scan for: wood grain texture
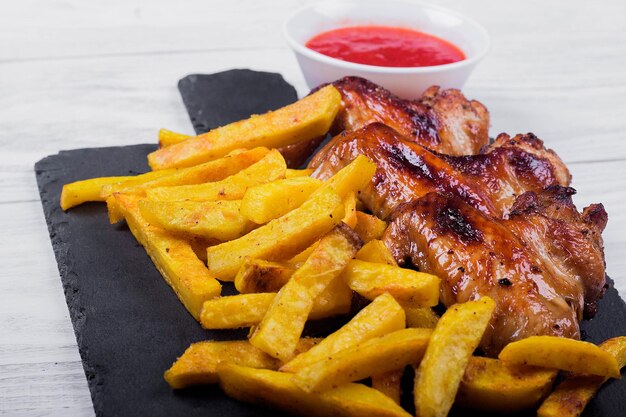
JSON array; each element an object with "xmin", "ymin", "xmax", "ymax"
[{"xmin": 1, "ymin": 0, "xmax": 625, "ymax": 415}]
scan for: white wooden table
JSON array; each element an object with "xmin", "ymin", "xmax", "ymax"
[{"xmin": 1, "ymin": 0, "xmax": 625, "ymax": 415}]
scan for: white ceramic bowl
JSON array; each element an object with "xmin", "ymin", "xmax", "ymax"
[{"xmin": 283, "ymin": 0, "xmax": 490, "ymax": 99}]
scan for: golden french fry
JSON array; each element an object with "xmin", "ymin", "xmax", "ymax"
[
  {"xmin": 61, "ymin": 176, "xmax": 137, "ymax": 210},
  {"xmin": 200, "ymin": 293, "xmax": 276, "ymax": 329},
  {"xmin": 145, "ymin": 149, "xmax": 286, "ymax": 202},
  {"xmin": 106, "ymin": 195, "xmax": 124, "ymax": 223},
  {"xmin": 158, "ymin": 128, "xmax": 191, "ymax": 148},
  {"xmin": 139, "ymin": 199, "xmax": 254, "ymax": 241},
  {"xmin": 164, "ymin": 337, "xmax": 322, "ymax": 389},
  {"xmin": 248, "ymin": 279, "xmax": 313, "ymax": 360},
  {"xmin": 206, "ymin": 188, "xmax": 345, "ymax": 281},
  {"xmin": 354, "ymin": 211, "xmax": 388, "ymax": 243},
  {"xmin": 537, "ymin": 336, "xmax": 626, "ymax": 417},
  {"xmin": 233, "ymin": 259, "xmax": 353, "ymax": 318},
  {"xmin": 187, "ymin": 235, "xmax": 218, "ymax": 262},
  {"xmin": 217, "ymin": 364, "xmax": 411, "ymax": 417},
  {"xmin": 404, "ymin": 307, "xmax": 439, "ymax": 329},
  {"xmin": 285, "ymin": 168, "xmax": 313, "ymax": 178},
  {"xmin": 499, "ymin": 336, "xmax": 620, "ymax": 378},
  {"xmin": 112, "ymin": 193, "xmax": 221, "ymax": 320},
  {"xmin": 314, "ymin": 155, "xmax": 377, "ymax": 199},
  {"xmin": 311, "ymin": 278, "xmax": 353, "ymax": 321},
  {"xmin": 287, "ymin": 241, "xmax": 319, "ymax": 268},
  {"xmin": 101, "ymin": 147, "xmax": 269, "ymax": 198},
  {"xmin": 293, "ymin": 328, "xmax": 432, "ymax": 393},
  {"xmin": 371, "ymin": 370, "xmax": 403, "ymax": 405},
  {"xmin": 342, "ymin": 259, "xmax": 440, "ymax": 307},
  {"xmin": 414, "ymin": 297, "xmax": 495, "ymax": 417},
  {"xmin": 148, "ymin": 85, "xmax": 342, "ymax": 170},
  {"xmin": 249, "ymin": 224, "xmax": 361, "ymax": 360},
  {"xmin": 234, "ymin": 259, "xmax": 295, "ymax": 293},
  {"xmin": 457, "ymin": 356, "xmax": 558, "ymax": 412},
  {"xmin": 342, "ymin": 191, "xmax": 357, "ymax": 228},
  {"xmin": 281, "ymin": 293, "xmax": 406, "ymax": 373},
  {"xmin": 200, "ymin": 285, "xmax": 351, "ymax": 330},
  {"xmin": 355, "ymin": 239, "xmax": 397, "ymax": 265},
  {"xmin": 164, "ymin": 340, "xmax": 279, "ymax": 389},
  {"xmin": 240, "ymin": 176, "xmax": 322, "ymax": 224}
]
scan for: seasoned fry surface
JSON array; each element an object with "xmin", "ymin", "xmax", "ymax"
[
  {"xmin": 414, "ymin": 297, "xmax": 495, "ymax": 417},
  {"xmin": 148, "ymin": 85, "xmax": 341, "ymax": 169},
  {"xmin": 206, "ymin": 187, "xmax": 345, "ymax": 280}
]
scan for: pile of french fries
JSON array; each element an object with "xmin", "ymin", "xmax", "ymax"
[{"xmin": 61, "ymin": 85, "xmax": 625, "ymax": 416}]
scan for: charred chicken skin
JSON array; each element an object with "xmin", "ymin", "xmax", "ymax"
[
  {"xmin": 309, "ymin": 121, "xmax": 606, "ymax": 354},
  {"xmin": 383, "ymin": 190, "xmax": 606, "ymax": 355},
  {"xmin": 309, "ymin": 123, "xmax": 570, "ymax": 219},
  {"xmin": 323, "ymin": 76, "xmax": 490, "ymax": 155}
]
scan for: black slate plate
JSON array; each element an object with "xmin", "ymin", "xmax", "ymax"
[{"xmin": 35, "ymin": 70, "xmax": 626, "ymax": 417}]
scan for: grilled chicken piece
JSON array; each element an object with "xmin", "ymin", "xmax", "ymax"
[
  {"xmin": 326, "ymin": 76, "xmax": 490, "ymax": 155},
  {"xmin": 506, "ymin": 186, "xmax": 607, "ymax": 318},
  {"xmin": 309, "ymin": 123, "xmax": 570, "ymax": 219},
  {"xmin": 383, "ymin": 190, "xmax": 607, "ymax": 355}
]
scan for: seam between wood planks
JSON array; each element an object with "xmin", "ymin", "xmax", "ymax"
[{"xmin": 0, "ymin": 45, "xmax": 286, "ymax": 65}]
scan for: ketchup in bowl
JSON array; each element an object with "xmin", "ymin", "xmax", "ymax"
[{"xmin": 306, "ymin": 25, "xmax": 465, "ymax": 68}]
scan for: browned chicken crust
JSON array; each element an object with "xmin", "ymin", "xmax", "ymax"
[
  {"xmin": 309, "ymin": 122, "xmax": 606, "ymax": 354},
  {"xmin": 383, "ymin": 190, "xmax": 606, "ymax": 355},
  {"xmin": 309, "ymin": 123, "xmax": 570, "ymax": 219},
  {"xmin": 324, "ymin": 76, "xmax": 490, "ymax": 155}
]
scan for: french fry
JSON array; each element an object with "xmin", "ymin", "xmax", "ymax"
[
  {"xmin": 112, "ymin": 193, "xmax": 221, "ymax": 320},
  {"xmin": 355, "ymin": 239, "xmax": 397, "ymax": 265},
  {"xmin": 311, "ymin": 278, "xmax": 353, "ymax": 321},
  {"xmin": 342, "ymin": 260, "xmax": 440, "ymax": 307},
  {"xmin": 101, "ymin": 147, "xmax": 269, "ymax": 199},
  {"xmin": 342, "ymin": 191, "xmax": 357, "ymax": 228},
  {"xmin": 200, "ymin": 285, "xmax": 351, "ymax": 330},
  {"xmin": 187, "ymin": 235, "xmax": 218, "ymax": 262},
  {"xmin": 537, "ymin": 336, "xmax": 626, "ymax": 417},
  {"xmin": 293, "ymin": 328, "xmax": 432, "ymax": 393},
  {"xmin": 164, "ymin": 337, "xmax": 322, "ymax": 389},
  {"xmin": 405, "ymin": 307, "xmax": 439, "ymax": 329},
  {"xmin": 280, "ymin": 293, "xmax": 406, "ymax": 373},
  {"xmin": 217, "ymin": 364, "xmax": 411, "ymax": 417},
  {"xmin": 139, "ymin": 199, "xmax": 254, "ymax": 241},
  {"xmin": 158, "ymin": 128, "xmax": 191, "ymax": 148},
  {"xmin": 234, "ymin": 259, "xmax": 295, "ymax": 293},
  {"xmin": 200, "ymin": 293, "xmax": 276, "ymax": 329},
  {"xmin": 106, "ymin": 195, "xmax": 124, "ymax": 223},
  {"xmin": 249, "ymin": 224, "xmax": 361, "ymax": 360},
  {"xmin": 205, "ymin": 187, "xmax": 345, "ymax": 281},
  {"xmin": 148, "ymin": 85, "xmax": 342, "ymax": 170},
  {"xmin": 61, "ymin": 176, "xmax": 137, "ymax": 210},
  {"xmin": 456, "ymin": 356, "xmax": 558, "ymax": 412},
  {"xmin": 371, "ymin": 370, "xmax": 403, "ymax": 405},
  {"xmin": 314, "ymin": 155, "xmax": 377, "ymax": 199},
  {"xmin": 285, "ymin": 168, "xmax": 314, "ymax": 178},
  {"xmin": 164, "ymin": 340, "xmax": 279, "ymax": 389},
  {"xmin": 499, "ymin": 335, "xmax": 621, "ymax": 378},
  {"xmin": 145, "ymin": 149, "xmax": 286, "ymax": 202},
  {"xmin": 287, "ymin": 241, "xmax": 320, "ymax": 268},
  {"xmin": 354, "ymin": 211, "xmax": 388, "ymax": 243},
  {"xmin": 414, "ymin": 297, "xmax": 495, "ymax": 417},
  {"xmin": 240, "ymin": 176, "xmax": 322, "ymax": 224},
  {"xmin": 233, "ymin": 259, "xmax": 353, "ymax": 317}
]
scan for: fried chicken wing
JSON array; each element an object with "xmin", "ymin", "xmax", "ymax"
[
  {"xmin": 326, "ymin": 76, "xmax": 490, "ymax": 155},
  {"xmin": 309, "ymin": 120, "xmax": 606, "ymax": 354},
  {"xmin": 309, "ymin": 123, "xmax": 569, "ymax": 219},
  {"xmin": 383, "ymin": 190, "xmax": 606, "ymax": 355}
]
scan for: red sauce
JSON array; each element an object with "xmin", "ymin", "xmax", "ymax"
[{"xmin": 306, "ymin": 25, "xmax": 465, "ymax": 68}]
